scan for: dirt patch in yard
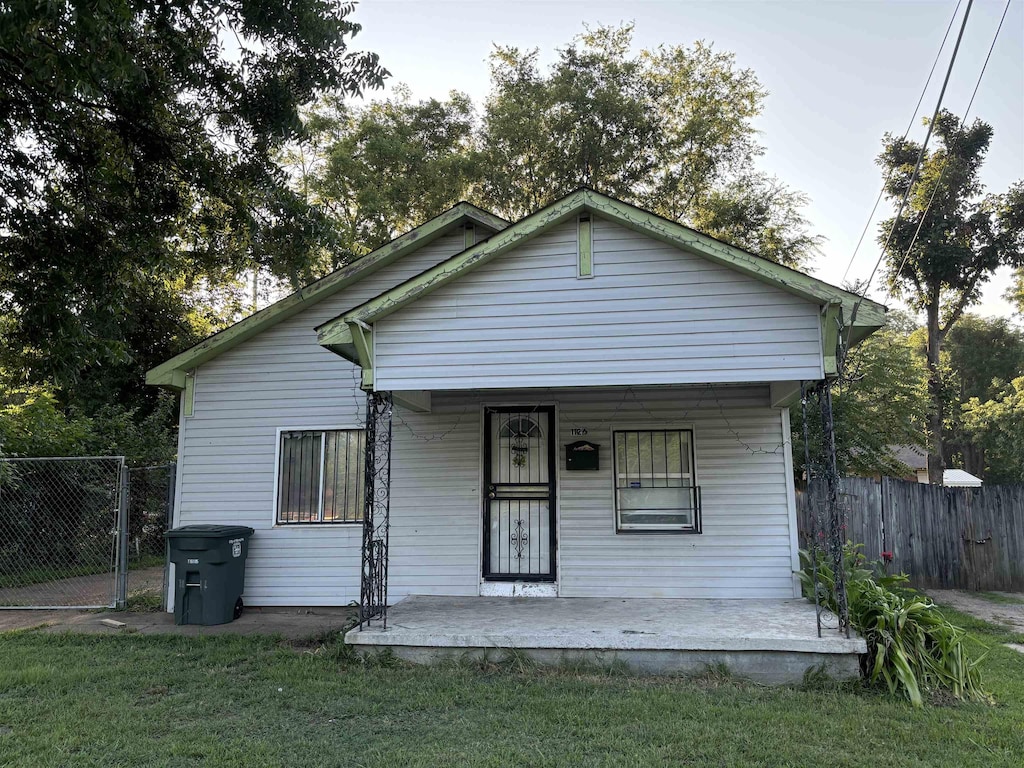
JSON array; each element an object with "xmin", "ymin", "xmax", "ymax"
[
  {"xmin": 0, "ymin": 602, "xmax": 356, "ymax": 639},
  {"xmin": 929, "ymin": 590, "xmax": 1024, "ymax": 632}
]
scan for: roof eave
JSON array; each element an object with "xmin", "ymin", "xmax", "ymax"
[
  {"xmin": 146, "ymin": 202, "xmax": 508, "ymax": 390},
  {"xmin": 316, "ymin": 189, "xmax": 887, "ymax": 354}
]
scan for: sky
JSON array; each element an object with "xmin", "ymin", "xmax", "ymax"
[{"xmin": 348, "ymin": 0, "xmax": 1023, "ymax": 320}]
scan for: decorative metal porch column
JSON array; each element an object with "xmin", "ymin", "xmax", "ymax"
[
  {"xmin": 801, "ymin": 380, "xmax": 851, "ymax": 639},
  {"xmin": 359, "ymin": 390, "xmax": 393, "ymax": 630}
]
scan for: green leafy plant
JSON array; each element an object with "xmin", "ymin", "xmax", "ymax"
[{"xmin": 799, "ymin": 544, "xmax": 990, "ymax": 707}]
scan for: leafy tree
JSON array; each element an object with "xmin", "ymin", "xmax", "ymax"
[
  {"xmin": 479, "ymin": 26, "xmax": 662, "ymax": 221},
  {"xmin": 939, "ymin": 315, "xmax": 1024, "ymax": 476},
  {"xmin": 1006, "ymin": 269, "xmax": 1024, "ymax": 317},
  {"xmin": 944, "ymin": 314, "xmax": 1024, "ymax": 402},
  {"xmin": 1, "ymin": 0, "xmax": 386, "ymax": 416},
  {"xmin": 291, "ymin": 87, "xmax": 481, "ymax": 279},
  {"xmin": 961, "ymin": 377, "xmax": 1024, "ymax": 483},
  {"xmin": 305, "ymin": 24, "xmax": 821, "ymax": 268},
  {"xmin": 793, "ymin": 312, "xmax": 928, "ymax": 478},
  {"xmin": 876, "ymin": 110, "xmax": 1024, "ymax": 483},
  {"xmin": 0, "ymin": 382, "xmax": 92, "ymax": 459},
  {"xmin": 0, "ymin": 373, "xmax": 176, "ymax": 464},
  {"xmin": 689, "ymin": 174, "xmax": 821, "ymax": 267},
  {"xmin": 478, "ymin": 25, "xmax": 819, "ymax": 267}
]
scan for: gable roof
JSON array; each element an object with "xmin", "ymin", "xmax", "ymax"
[
  {"xmin": 890, "ymin": 444, "xmax": 928, "ymax": 471},
  {"xmin": 146, "ymin": 202, "xmax": 508, "ymax": 389},
  {"xmin": 316, "ymin": 188, "xmax": 887, "ymax": 378}
]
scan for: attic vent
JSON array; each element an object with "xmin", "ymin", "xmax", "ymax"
[{"xmin": 577, "ymin": 214, "xmax": 592, "ymax": 278}]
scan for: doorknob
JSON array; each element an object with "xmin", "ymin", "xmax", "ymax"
[{"xmin": 488, "ymin": 491, "xmax": 496, "ymax": 499}]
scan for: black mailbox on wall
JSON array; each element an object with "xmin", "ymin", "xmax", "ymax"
[{"xmin": 566, "ymin": 440, "xmax": 600, "ymax": 471}]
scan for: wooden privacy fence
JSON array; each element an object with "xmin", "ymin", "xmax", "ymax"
[{"xmin": 796, "ymin": 477, "xmax": 1024, "ymax": 592}]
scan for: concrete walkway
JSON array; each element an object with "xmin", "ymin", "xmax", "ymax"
[
  {"xmin": 0, "ymin": 605, "xmax": 355, "ymax": 640},
  {"xmin": 929, "ymin": 590, "xmax": 1024, "ymax": 633}
]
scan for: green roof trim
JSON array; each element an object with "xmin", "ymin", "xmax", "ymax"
[
  {"xmin": 146, "ymin": 202, "xmax": 508, "ymax": 389},
  {"xmin": 317, "ymin": 189, "xmax": 887, "ymax": 365},
  {"xmin": 821, "ymin": 302, "xmax": 842, "ymax": 378}
]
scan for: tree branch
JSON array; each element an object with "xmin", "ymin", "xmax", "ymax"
[{"xmin": 939, "ymin": 268, "xmax": 986, "ymax": 339}]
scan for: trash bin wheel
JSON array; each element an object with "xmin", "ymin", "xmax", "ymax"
[{"xmin": 234, "ymin": 597, "xmax": 244, "ymax": 620}]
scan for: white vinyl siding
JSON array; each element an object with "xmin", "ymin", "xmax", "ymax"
[
  {"xmin": 173, "ymin": 231, "xmax": 468, "ymax": 606},
  {"xmin": 178, "ymin": 380, "xmax": 799, "ymax": 604},
  {"xmin": 384, "ymin": 386, "xmax": 798, "ymax": 600},
  {"xmin": 556, "ymin": 387, "xmax": 796, "ymax": 598},
  {"xmin": 373, "ymin": 217, "xmax": 825, "ymax": 390},
  {"xmin": 173, "ymin": 219, "xmax": 806, "ymax": 606}
]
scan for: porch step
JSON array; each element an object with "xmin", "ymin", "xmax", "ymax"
[{"xmin": 346, "ymin": 595, "xmax": 865, "ymax": 684}]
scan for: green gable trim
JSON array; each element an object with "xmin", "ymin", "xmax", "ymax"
[
  {"xmin": 182, "ymin": 374, "xmax": 195, "ymax": 417},
  {"xmin": 317, "ymin": 321, "xmax": 358, "ymax": 364},
  {"xmin": 316, "ymin": 189, "xmax": 886, "ymax": 364},
  {"xmin": 328, "ymin": 190, "xmax": 588, "ymax": 329},
  {"xmin": 146, "ymin": 202, "xmax": 507, "ymax": 390},
  {"xmin": 349, "ymin": 321, "xmax": 374, "ymax": 388},
  {"xmin": 821, "ymin": 302, "xmax": 842, "ymax": 378},
  {"xmin": 577, "ymin": 214, "xmax": 593, "ymax": 278}
]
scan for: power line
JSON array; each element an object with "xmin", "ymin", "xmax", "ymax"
[
  {"xmin": 845, "ymin": 0, "xmax": 975, "ymax": 350},
  {"xmin": 883, "ymin": 0, "xmax": 1012, "ymax": 307},
  {"xmin": 839, "ymin": 0, "xmax": 966, "ymax": 286},
  {"xmin": 859, "ymin": 0, "xmax": 974, "ymax": 298}
]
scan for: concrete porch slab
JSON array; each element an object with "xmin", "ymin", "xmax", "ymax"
[{"xmin": 346, "ymin": 595, "xmax": 866, "ymax": 683}]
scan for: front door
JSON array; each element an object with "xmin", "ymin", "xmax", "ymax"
[{"xmin": 483, "ymin": 406, "xmax": 556, "ymax": 581}]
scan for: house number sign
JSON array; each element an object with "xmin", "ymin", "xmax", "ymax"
[{"xmin": 570, "ymin": 427, "xmax": 588, "ymax": 436}]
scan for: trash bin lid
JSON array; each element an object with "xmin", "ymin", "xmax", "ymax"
[{"xmin": 165, "ymin": 524, "xmax": 255, "ymax": 539}]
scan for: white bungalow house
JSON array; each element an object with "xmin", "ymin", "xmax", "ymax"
[{"xmin": 148, "ymin": 189, "xmax": 885, "ymax": 681}]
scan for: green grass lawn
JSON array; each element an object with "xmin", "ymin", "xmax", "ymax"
[
  {"xmin": 0, "ymin": 609, "xmax": 1022, "ymax": 767},
  {"xmin": 977, "ymin": 592, "xmax": 1024, "ymax": 606}
]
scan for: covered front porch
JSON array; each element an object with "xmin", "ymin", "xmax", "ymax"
[{"xmin": 346, "ymin": 594, "xmax": 865, "ymax": 684}]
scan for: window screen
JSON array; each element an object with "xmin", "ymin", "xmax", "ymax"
[
  {"xmin": 277, "ymin": 430, "xmax": 364, "ymax": 524},
  {"xmin": 613, "ymin": 429, "xmax": 699, "ymax": 532}
]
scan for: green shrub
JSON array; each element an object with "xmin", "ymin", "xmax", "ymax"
[{"xmin": 799, "ymin": 544, "xmax": 990, "ymax": 707}]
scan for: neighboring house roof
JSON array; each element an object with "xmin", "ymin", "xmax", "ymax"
[
  {"xmin": 891, "ymin": 444, "xmax": 929, "ymax": 471},
  {"xmin": 888, "ymin": 446, "xmax": 983, "ymax": 486},
  {"xmin": 316, "ymin": 188, "xmax": 887, "ymax": 380},
  {"xmin": 146, "ymin": 202, "xmax": 508, "ymax": 389},
  {"xmin": 943, "ymin": 469, "xmax": 983, "ymax": 487}
]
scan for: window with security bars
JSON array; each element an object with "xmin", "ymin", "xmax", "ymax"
[
  {"xmin": 613, "ymin": 429, "xmax": 701, "ymax": 533},
  {"xmin": 276, "ymin": 430, "xmax": 365, "ymax": 524}
]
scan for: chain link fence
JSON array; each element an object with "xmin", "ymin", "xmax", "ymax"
[
  {"xmin": 0, "ymin": 457, "xmax": 125, "ymax": 609},
  {"xmin": 125, "ymin": 464, "xmax": 176, "ymax": 609},
  {"xmin": 0, "ymin": 458, "xmax": 177, "ymax": 610}
]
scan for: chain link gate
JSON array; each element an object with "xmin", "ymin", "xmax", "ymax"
[
  {"xmin": 125, "ymin": 464, "xmax": 176, "ymax": 609},
  {"xmin": 0, "ymin": 457, "xmax": 127, "ymax": 609},
  {"xmin": 0, "ymin": 458, "xmax": 177, "ymax": 610}
]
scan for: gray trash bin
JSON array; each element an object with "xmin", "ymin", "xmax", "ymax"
[{"xmin": 166, "ymin": 525, "xmax": 254, "ymax": 625}]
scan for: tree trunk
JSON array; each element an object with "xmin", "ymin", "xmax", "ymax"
[
  {"xmin": 925, "ymin": 298, "xmax": 945, "ymax": 485},
  {"xmin": 961, "ymin": 441, "xmax": 985, "ymax": 479}
]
